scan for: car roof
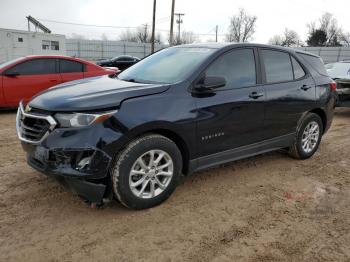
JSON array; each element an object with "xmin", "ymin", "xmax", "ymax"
[
  {"xmin": 23, "ymin": 55, "xmax": 89, "ymax": 62},
  {"xmin": 173, "ymin": 42, "xmax": 320, "ymax": 58},
  {"xmin": 0, "ymin": 55, "xmax": 104, "ymax": 73}
]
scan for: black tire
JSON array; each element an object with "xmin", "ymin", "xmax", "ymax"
[
  {"xmin": 111, "ymin": 134, "xmax": 182, "ymax": 209},
  {"xmin": 289, "ymin": 113, "xmax": 323, "ymax": 160}
]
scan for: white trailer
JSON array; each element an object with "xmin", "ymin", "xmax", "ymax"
[{"xmin": 0, "ymin": 28, "xmax": 66, "ymax": 63}]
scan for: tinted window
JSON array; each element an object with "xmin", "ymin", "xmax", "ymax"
[
  {"xmin": 261, "ymin": 50, "xmax": 293, "ymax": 83},
  {"xmin": 205, "ymin": 49, "xmax": 256, "ymax": 89},
  {"xmin": 291, "ymin": 56, "xmax": 306, "ymax": 79},
  {"xmin": 0, "ymin": 57, "xmax": 24, "ymax": 70},
  {"xmin": 116, "ymin": 56, "xmax": 133, "ymax": 62},
  {"xmin": 60, "ymin": 59, "xmax": 84, "ymax": 73},
  {"xmin": 297, "ymin": 53, "xmax": 328, "ymax": 76},
  {"xmin": 5, "ymin": 59, "xmax": 56, "ymax": 75}
]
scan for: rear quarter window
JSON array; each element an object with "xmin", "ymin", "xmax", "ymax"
[{"xmin": 297, "ymin": 53, "xmax": 328, "ymax": 76}]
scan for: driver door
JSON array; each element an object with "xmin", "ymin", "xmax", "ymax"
[
  {"xmin": 193, "ymin": 48, "xmax": 265, "ymax": 158},
  {"xmin": 3, "ymin": 58, "xmax": 61, "ymax": 105}
]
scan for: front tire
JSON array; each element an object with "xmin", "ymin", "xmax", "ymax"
[
  {"xmin": 289, "ymin": 113, "xmax": 323, "ymax": 160},
  {"xmin": 111, "ymin": 134, "xmax": 182, "ymax": 209}
]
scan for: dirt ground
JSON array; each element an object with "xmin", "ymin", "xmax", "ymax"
[{"xmin": 0, "ymin": 109, "xmax": 349, "ymax": 262}]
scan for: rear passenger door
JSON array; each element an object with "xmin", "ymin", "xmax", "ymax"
[
  {"xmin": 59, "ymin": 59, "xmax": 84, "ymax": 82},
  {"xmin": 260, "ymin": 49, "xmax": 316, "ymax": 140}
]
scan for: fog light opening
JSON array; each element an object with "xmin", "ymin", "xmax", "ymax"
[{"xmin": 76, "ymin": 156, "xmax": 93, "ymax": 170}]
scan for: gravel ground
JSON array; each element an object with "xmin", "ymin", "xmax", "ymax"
[{"xmin": 0, "ymin": 108, "xmax": 349, "ymax": 262}]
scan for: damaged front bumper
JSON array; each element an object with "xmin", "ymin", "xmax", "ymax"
[
  {"xmin": 16, "ymin": 103, "xmax": 125, "ymax": 204},
  {"xmin": 22, "ymin": 143, "xmax": 113, "ymax": 204}
]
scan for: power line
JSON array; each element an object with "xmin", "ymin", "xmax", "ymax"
[
  {"xmin": 38, "ymin": 18, "xmax": 140, "ymax": 29},
  {"xmin": 38, "ymin": 18, "xmax": 226, "ymax": 38}
]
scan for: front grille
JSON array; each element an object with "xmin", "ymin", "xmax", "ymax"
[
  {"xmin": 21, "ymin": 116, "xmax": 51, "ymax": 141},
  {"xmin": 16, "ymin": 102, "xmax": 57, "ymax": 144}
]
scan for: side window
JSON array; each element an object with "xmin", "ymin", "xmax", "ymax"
[
  {"xmin": 115, "ymin": 57, "xmax": 124, "ymax": 62},
  {"xmin": 297, "ymin": 53, "xmax": 328, "ymax": 76},
  {"xmin": 261, "ymin": 50, "xmax": 293, "ymax": 83},
  {"xmin": 205, "ymin": 49, "xmax": 256, "ymax": 89},
  {"xmin": 117, "ymin": 56, "xmax": 133, "ymax": 62},
  {"xmin": 5, "ymin": 59, "xmax": 56, "ymax": 75},
  {"xmin": 124, "ymin": 57, "xmax": 134, "ymax": 62},
  {"xmin": 60, "ymin": 59, "xmax": 84, "ymax": 73},
  {"xmin": 291, "ymin": 56, "xmax": 306, "ymax": 79}
]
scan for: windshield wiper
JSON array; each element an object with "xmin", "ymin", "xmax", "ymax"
[{"xmin": 121, "ymin": 78, "xmax": 141, "ymax": 83}]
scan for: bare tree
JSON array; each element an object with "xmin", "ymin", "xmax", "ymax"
[
  {"xmin": 269, "ymin": 28, "xmax": 301, "ymax": 47},
  {"xmin": 340, "ymin": 32, "xmax": 350, "ymax": 47},
  {"xmin": 319, "ymin": 12, "xmax": 339, "ymax": 46},
  {"xmin": 172, "ymin": 31, "xmax": 198, "ymax": 45},
  {"xmin": 119, "ymin": 27, "xmax": 162, "ymax": 44},
  {"xmin": 119, "ymin": 29, "xmax": 139, "ymax": 42},
  {"xmin": 307, "ymin": 13, "xmax": 342, "ymax": 46},
  {"xmin": 101, "ymin": 33, "xmax": 108, "ymax": 41},
  {"xmin": 268, "ymin": 35, "xmax": 284, "ymax": 46},
  {"xmin": 70, "ymin": 33, "xmax": 86, "ymax": 40},
  {"xmin": 226, "ymin": 8, "xmax": 257, "ymax": 42}
]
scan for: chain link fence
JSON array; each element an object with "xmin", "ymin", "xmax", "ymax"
[
  {"xmin": 297, "ymin": 47, "xmax": 350, "ymax": 64},
  {"xmin": 66, "ymin": 39, "xmax": 166, "ymax": 61}
]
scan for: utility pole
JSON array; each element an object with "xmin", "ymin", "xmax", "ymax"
[
  {"xmin": 175, "ymin": 13, "xmax": 184, "ymax": 44},
  {"xmin": 151, "ymin": 0, "xmax": 156, "ymax": 53},
  {"xmin": 142, "ymin": 24, "xmax": 148, "ymax": 42},
  {"xmin": 215, "ymin": 25, "xmax": 218, "ymax": 42},
  {"xmin": 169, "ymin": 0, "xmax": 175, "ymax": 46}
]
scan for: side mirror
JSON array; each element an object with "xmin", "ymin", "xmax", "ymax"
[
  {"xmin": 194, "ymin": 76, "xmax": 226, "ymax": 92},
  {"xmin": 4, "ymin": 71, "xmax": 20, "ymax": 77}
]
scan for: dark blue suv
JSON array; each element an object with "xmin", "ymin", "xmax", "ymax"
[{"xmin": 16, "ymin": 43, "xmax": 337, "ymax": 209}]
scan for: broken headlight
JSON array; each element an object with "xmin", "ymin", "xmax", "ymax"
[{"xmin": 55, "ymin": 111, "xmax": 117, "ymax": 127}]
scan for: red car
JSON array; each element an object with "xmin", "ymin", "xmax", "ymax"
[{"xmin": 0, "ymin": 55, "xmax": 118, "ymax": 108}]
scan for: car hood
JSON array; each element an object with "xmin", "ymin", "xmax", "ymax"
[
  {"xmin": 327, "ymin": 63, "xmax": 350, "ymax": 80},
  {"xmin": 29, "ymin": 75, "xmax": 171, "ymax": 112}
]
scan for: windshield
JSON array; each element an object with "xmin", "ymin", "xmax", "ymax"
[
  {"xmin": 0, "ymin": 57, "xmax": 24, "ymax": 70},
  {"xmin": 118, "ymin": 47, "xmax": 216, "ymax": 84}
]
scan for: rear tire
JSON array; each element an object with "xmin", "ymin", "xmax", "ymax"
[
  {"xmin": 289, "ymin": 113, "xmax": 323, "ymax": 160},
  {"xmin": 111, "ymin": 134, "xmax": 182, "ymax": 209}
]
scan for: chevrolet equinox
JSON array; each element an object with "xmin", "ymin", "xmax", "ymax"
[{"xmin": 16, "ymin": 43, "xmax": 337, "ymax": 209}]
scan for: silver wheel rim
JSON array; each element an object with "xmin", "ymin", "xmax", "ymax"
[
  {"xmin": 301, "ymin": 121, "xmax": 320, "ymax": 153},
  {"xmin": 129, "ymin": 150, "xmax": 174, "ymax": 199}
]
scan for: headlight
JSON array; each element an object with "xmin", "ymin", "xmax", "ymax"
[{"xmin": 55, "ymin": 111, "xmax": 117, "ymax": 127}]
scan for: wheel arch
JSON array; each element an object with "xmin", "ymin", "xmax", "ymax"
[
  {"xmin": 119, "ymin": 123, "xmax": 191, "ymax": 176},
  {"xmin": 309, "ymin": 108, "xmax": 327, "ymax": 133}
]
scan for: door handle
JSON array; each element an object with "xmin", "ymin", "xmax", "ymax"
[
  {"xmin": 300, "ymin": 85, "xmax": 312, "ymax": 91},
  {"xmin": 249, "ymin": 92, "xmax": 264, "ymax": 99}
]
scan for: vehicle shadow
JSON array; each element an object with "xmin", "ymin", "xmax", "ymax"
[{"xmin": 0, "ymin": 108, "xmax": 17, "ymax": 114}]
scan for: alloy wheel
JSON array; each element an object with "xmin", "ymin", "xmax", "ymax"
[
  {"xmin": 129, "ymin": 150, "xmax": 174, "ymax": 199},
  {"xmin": 301, "ymin": 121, "xmax": 320, "ymax": 153}
]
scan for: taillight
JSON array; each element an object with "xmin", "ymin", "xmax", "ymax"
[{"xmin": 329, "ymin": 81, "xmax": 337, "ymax": 91}]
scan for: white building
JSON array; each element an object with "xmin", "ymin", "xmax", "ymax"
[{"xmin": 0, "ymin": 28, "xmax": 66, "ymax": 63}]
